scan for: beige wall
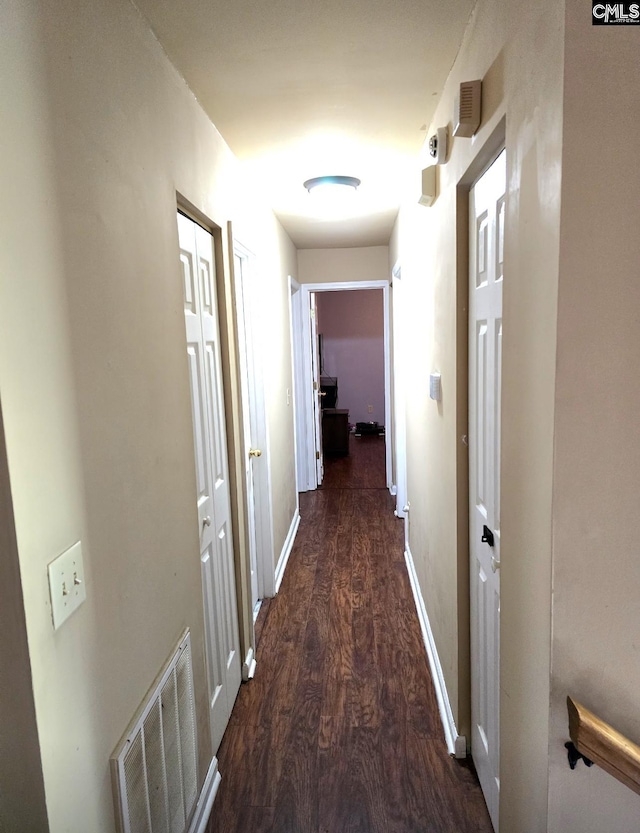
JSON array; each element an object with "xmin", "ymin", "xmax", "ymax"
[
  {"xmin": 297, "ymin": 245, "xmax": 390, "ymax": 284},
  {"xmin": 392, "ymin": 0, "xmax": 565, "ymax": 827},
  {"xmin": 0, "ymin": 396, "xmax": 48, "ymax": 830},
  {"xmin": 0, "ymin": 0, "xmax": 296, "ymax": 830},
  {"xmin": 547, "ymin": 2, "xmax": 640, "ymax": 829}
]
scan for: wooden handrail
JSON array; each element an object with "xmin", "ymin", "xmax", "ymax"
[{"xmin": 567, "ymin": 696, "xmax": 640, "ymax": 796}]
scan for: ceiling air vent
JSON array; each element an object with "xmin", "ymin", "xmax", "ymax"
[{"xmin": 453, "ymin": 80, "xmax": 482, "ymax": 138}]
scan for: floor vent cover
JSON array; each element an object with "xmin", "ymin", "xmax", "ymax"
[{"xmin": 111, "ymin": 630, "xmax": 198, "ymax": 833}]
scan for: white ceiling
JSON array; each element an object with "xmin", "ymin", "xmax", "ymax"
[{"xmin": 135, "ymin": 0, "xmax": 474, "ymax": 248}]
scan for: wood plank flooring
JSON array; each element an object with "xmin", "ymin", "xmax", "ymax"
[{"xmin": 207, "ymin": 436, "xmax": 492, "ymax": 833}]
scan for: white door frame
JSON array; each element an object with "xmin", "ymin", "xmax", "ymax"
[
  {"xmin": 177, "ymin": 210, "xmax": 242, "ymax": 753},
  {"xmin": 297, "ymin": 280, "xmax": 392, "ymax": 491},
  {"xmin": 233, "ymin": 241, "xmax": 276, "ymax": 601},
  {"xmin": 289, "ymin": 277, "xmax": 315, "ymax": 492},
  {"xmin": 468, "ymin": 148, "xmax": 505, "ymax": 832},
  {"xmin": 309, "ymin": 291, "xmax": 324, "ymax": 486},
  {"xmin": 391, "ymin": 261, "xmax": 408, "ymax": 529}
]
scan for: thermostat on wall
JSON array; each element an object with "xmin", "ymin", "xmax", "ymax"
[{"xmin": 429, "ymin": 372, "xmax": 441, "ymax": 401}]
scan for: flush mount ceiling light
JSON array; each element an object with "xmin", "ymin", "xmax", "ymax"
[{"xmin": 303, "ymin": 175, "xmax": 361, "ymax": 193}]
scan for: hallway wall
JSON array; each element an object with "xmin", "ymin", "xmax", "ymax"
[
  {"xmin": 298, "ymin": 245, "xmax": 389, "ymax": 285},
  {"xmin": 395, "ymin": 0, "xmax": 640, "ymax": 830},
  {"xmin": 546, "ymin": 2, "xmax": 640, "ymax": 828},
  {"xmin": 0, "ymin": 398, "xmax": 48, "ymax": 831},
  {"xmin": 0, "ymin": 0, "xmax": 297, "ymax": 829},
  {"xmin": 391, "ymin": 0, "xmax": 564, "ymax": 827}
]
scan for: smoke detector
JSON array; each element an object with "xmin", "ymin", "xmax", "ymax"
[
  {"xmin": 453, "ymin": 80, "xmax": 482, "ymax": 138},
  {"xmin": 428, "ymin": 126, "xmax": 448, "ymax": 165}
]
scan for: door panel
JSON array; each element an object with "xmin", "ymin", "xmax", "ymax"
[
  {"xmin": 310, "ymin": 292, "xmax": 323, "ymax": 485},
  {"xmin": 234, "ymin": 251, "xmax": 260, "ymax": 609},
  {"xmin": 469, "ymin": 150, "xmax": 505, "ymax": 831},
  {"xmin": 392, "ymin": 265, "xmax": 408, "ymax": 527},
  {"xmin": 201, "ymin": 544, "xmax": 227, "ymax": 753},
  {"xmin": 178, "ymin": 212, "xmax": 241, "ymax": 754}
]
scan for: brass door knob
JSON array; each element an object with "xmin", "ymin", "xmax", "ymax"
[{"xmin": 249, "ymin": 448, "xmax": 262, "ymax": 458}]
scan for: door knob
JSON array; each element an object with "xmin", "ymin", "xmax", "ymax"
[
  {"xmin": 203, "ymin": 515, "xmax": 212, "ymax": 527},
  {"xmin": 481, "ymin": 525, "xmax": 495, "ymax": 547},
  {"xmin": 249, "ymin": 448, "xmax": 262, "ymax": 458},
  {"xmin": 318, "ymin": 390, "xmax": 327, "ymax": 397},
  {"xmin": 491, "ymin": 555, "xmax": 501, "ymax": 573}
]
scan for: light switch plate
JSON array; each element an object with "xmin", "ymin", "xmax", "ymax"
[
  {"xmin": 48, "ymin": 540, "xmax": 86, "ymax": 630},
  {"xmin": 429, "ymin": 372, "xmax": 442, "ymax": 401}
]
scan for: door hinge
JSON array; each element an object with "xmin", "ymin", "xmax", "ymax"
[
  {"xmin": 313, "ymin": 381, "xmax": 318, "ymax": 391},
  {"xmin": 316, "ymin": 451, "xmax": 320, "ymax": 460},
  {"xmin": 310, "ymin": 308, "xmax": 316, "ymax": 319}
]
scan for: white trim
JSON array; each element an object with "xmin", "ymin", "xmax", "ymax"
[
  {"xmin": 292, "ymin": 281, "xmax": 317, "ymax": 491},
  {"xmin": 382, "ymin": 284, "xmax": 392, "ymax": 491},
  {"xmin": 404, "ymin": 544, "xmax": 467, "ymax": 759},
  {"xmin": 187, "ymin": 756, "xmax": 221, "ymax": 833},
  {"xmin": 242, "ymin": 647, "xmax": 257, "ymax": 681},
  {"xmin": 232, "ymin": 240, "xmax": 276, "ymax": 603},
  {"xmin": 274, "ymin": 508, "xmax": 301, "ymax": 593},
  {"xmin": 391, "ymin": 262, "xmax": 408, "ymax": 516},
  {"xmin": 289, "ymin": 276, "xmax": 308, "ymax": 492},
  {"xmin": 298, "ymin": 280, "xmax": 392, "ymax": 493}
]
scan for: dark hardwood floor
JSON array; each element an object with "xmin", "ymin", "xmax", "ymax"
[{"xmin": 207, "ymin": 435, "xmax": 492, "ymax": 833}]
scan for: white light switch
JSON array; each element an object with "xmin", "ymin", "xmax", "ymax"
[{"xmin": 48, "ymin": 540, "xmax": 86, "ymax": 630}]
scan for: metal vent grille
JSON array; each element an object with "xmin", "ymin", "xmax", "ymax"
[
  {"xmin": 111, "ymin": 631, "xmax": 198, "ymax": 833},
  {"xmin": 453, "ymin": 80, "xmax": 482, "ymax": 138},
  {"xmin": 459, "ymin": 85, "xmax": 475, "ymax": 119}
]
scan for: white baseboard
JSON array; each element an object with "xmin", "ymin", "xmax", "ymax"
[
  {"xmin": 274, "ymin": 508, "xmax": 300, "ymax": 593},
  {"xmin": 404, "ymin": 545, "xmax": 467, "ymax": 759},
  {"xmin": 242, "ymin": 646, "xmax": 256, "ymax": 681},
  {"xmin": 187, "ymin": 756, "xmax": 221, "ymax": 833}
]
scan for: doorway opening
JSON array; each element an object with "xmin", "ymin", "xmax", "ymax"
[{"xmin": 292, "ymin": 280, "xmax": 392, "ymax": 496}]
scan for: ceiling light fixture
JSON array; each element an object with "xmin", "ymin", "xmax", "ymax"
[{"xmin": 303, "ymin": 175, "xmax": 361, "ymax": 193}]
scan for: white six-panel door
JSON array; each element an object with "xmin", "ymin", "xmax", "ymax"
[
  {"xmin": 469, "ymin": 150, "xmax": 505, "ymax": 831},
  {"xmin": 177, "ymin": 212, "xmax": 242, "ymax": 754}
]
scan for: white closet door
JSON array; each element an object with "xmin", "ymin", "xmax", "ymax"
[
  {"xmin": 469, "ymin": 150, "xmax": 505, "ymax": 831},
  {"xmin": 178, "ymin": 212, "xmax": 241, "ymax": 754}
]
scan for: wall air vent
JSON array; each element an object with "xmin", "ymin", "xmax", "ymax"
[
  {"xmin": 111, "ymin": 630, "xmax": 198, "ymax": 833},
  {"xmin": 453, "ymin": 80, "xmax": 482, "ymax": 138}
]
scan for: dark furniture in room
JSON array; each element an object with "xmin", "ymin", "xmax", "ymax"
[
  {"xmin": 320, "ymin": 376, "xmax": 338, "ymax": 409},
  {"xmin": 322, "ymin": 408, "xmax": 349, "ymax": 456}
]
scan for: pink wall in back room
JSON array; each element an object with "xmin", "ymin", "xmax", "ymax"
[{"xmin": 316, "ymin": 289, "xmax": 385, "ymax": 426}]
